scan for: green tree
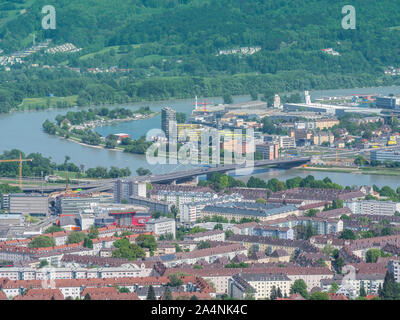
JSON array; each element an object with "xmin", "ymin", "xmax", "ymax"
[
  {"xmin": 290, "ymin": 279, "xmax": 309, "ymax": 299},
  {"xmin": 359, "ymin": 286, "xmax": 367, "ymax": 297},
  {"xmin": 225, "ymin": 230, "xmax": 234, "ymax": 238},
  {"xmin": 136, "ymin": 234, "xmax": 157, "ymax": 253},
  {"xmin": 329, "ymin": 282, "xmax": 339, "ymax": 293},
  {"xmin": 88, "ymin": 226, "xmax": 99, "ymax": 239},
  {"xmin": 309, "ymin": 291, "xmax": 329, "ymax": 300},
  {"xmin": 243, "ymin": 286, "xmax": 256, "ymax": 300},
  {"xmin": 197, "ymin": 241, "xmax": 211, "ymax": 249},
  {"xmin": 354, "ymin": 156, "xmax": 367, "ymax": 166},
  {"xmin": 39, "ymin": 260, "xmax": 49, "ymax": 268},
  {"xmin": 223, "ymin": 93, "xmax": 233, "ymax": 104},
  {"xmin": 83, "ymin": 293, "xmax": 91, "ymax": 300},
  {"xmin": 366, "ymin": 248, "xmax": 382, "ymax": 263},
  {"xmin": 147, "ymin": 285, "xmax": 156, "ymax": 300},
  {"xmin": 339, "ymin": 229, "xmax": 356, "ymax": 240},
  {"xmin": 44, "ymin": 225, "xmax": 63, "ymax": 233},
  {"xmin": 164, "ymin": 287, "xmax": 173, "ymax": 300},
  {"xmin": 213, "ymin": 223, "xmax": 223, "ymax": 230},
  {"xmin": 305, "ymin": 209, "xmax": 318, "ymax": 217},
  {"xmin": 379, "ymin": 271, "xmax": 400, "ymax": 300},
  {"xmin": 168, "ymin": 274, "xmax": 184, "ymax": 287},
  {"xmin": 112, "ymin": 241, "xmax": 146, "ymax": 260},
  {"xmin": 322, "ymin": 244, "xmax": 335, "ymax": 257},
  {"xmin": 136, "ymin": 167, "xmax": 152, "ymax": 176},
  {"xmin": 66, "ymin": 232, "xmax": 86, "ymax": 244},
  {"xmin": 28, "ymin": 236, "xmax": 56, "ymax": 248},
  {"xmin": 83, "ymin": 237, "xmax": 93, "ymax": 248}
]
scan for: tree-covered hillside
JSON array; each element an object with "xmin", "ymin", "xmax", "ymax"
[{"xmin": 0, "ymin": 0, "xmax": 400, "ymax": 113}]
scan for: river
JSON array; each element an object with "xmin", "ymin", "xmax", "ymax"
[
  {"xmin": 1, "ymin": 86, "xmax": 400, "ymax": 185},
  {"xmin": 233, "ymin": 167, "xmax": 400, "ymax": 190}
]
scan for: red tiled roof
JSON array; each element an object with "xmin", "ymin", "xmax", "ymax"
[{"xmin": 14, "ymin": 289, "xmax": 64, "ymax": 300}]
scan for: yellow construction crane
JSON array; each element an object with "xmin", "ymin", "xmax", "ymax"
[
  {"xmin": 65, "ymin": 171, "xmax": 72, "ymax": 194},
  {"xmin": 0, "ymin": 154, "xmax": 33, "ymax": 189}
]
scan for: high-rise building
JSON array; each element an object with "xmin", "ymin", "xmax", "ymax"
[
  {"xmin": 161, "ymin": 107, "xmax": 176, "ymax": 140},
  {"xmin": 273, "ymin": 94, "xmax": 282, "ymax": 109},
  {"xmin": 133, "ymin": 181, "xmax": 147, "ymax": 198},
  {"xmin": 304, "ymin": 90, "xmax": 311, "ymax": 105},
  {"xmin": 113, "ymin": 179, "xmax": 132, "ymax": 203},
  {"xmin": 114, "ymin": 179, "xmax": 147, "ymax": 203},
  {"xmin": 255, "ymin": 143, "xmax": 279, "ymax": 160}
]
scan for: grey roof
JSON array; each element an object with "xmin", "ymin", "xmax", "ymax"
[
  {"xmin": 159, "ymin": 254, "xmax": 177, "ymax": 262},
  {"xmin": 239, "ymin": 273, "xmax": 291, "ymax": 282},
  {"xmin": 202, "ymin": 204, "xmax": 298, "ymax": 218}
]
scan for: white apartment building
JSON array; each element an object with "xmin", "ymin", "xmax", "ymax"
[
  {"xmin": 184, "ymin": 230, "xmax": 226, "ymax": 242},
  {"xmin": 145, "ymin": 218, "xmax": 176, "ymax": 239},
  {"xmin": 156, "ymin": 190, "xmax": 218, "ymax": 209},
  {"xmin": 180, "ymin": 194, "xmax": 243, "ymax": 224},
  {"xmin": 229, "ymin": 273, "xmax": 292, "ymax": 300},
  {"xmin": 345, "ymin": 200, "xmax": 400, "ymax": 216},
  {"xmin": 388, "ymin": 259, "xmax": 400, "ymax": 283}
]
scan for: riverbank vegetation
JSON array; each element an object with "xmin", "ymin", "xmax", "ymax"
[
  {"xmin": 0, "ymin": 149, "xmax": 131, "ymax": 180},
  {"xmin": 42, "ymin": 107, "xmax": 156, "ymax": 153}
]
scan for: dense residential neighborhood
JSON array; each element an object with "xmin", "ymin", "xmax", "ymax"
[
  {"xmin": 1, "ymin": 173, "xmax": 400, "ymax": 301},
  {"xmin": 1, "ymin": 0, "xmax": 400, "ymax": 309}
]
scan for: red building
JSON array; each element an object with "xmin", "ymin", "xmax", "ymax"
[
  {"xmin": 110, "ymin": 211, "xmax": 151, "ymax": 227},
  {"xmin": 112, "ymin": 133, "xmax": 131, "ymax": 143}
]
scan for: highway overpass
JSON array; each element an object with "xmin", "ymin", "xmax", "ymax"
[{"xmin": 22, "ymin": 156, "xmax": 311, "ymax": 193}]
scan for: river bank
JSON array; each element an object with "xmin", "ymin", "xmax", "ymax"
[
  {"xmin": 48, "ymin": 110, "xmax": 158, "ymax": 153},
  {"xmin": 3, "ymin": 87, "xmax": 400, "ymax": 177},
  {"xmin": 303, "ymin": 166, "xmax": 400, "ymax": 176}
]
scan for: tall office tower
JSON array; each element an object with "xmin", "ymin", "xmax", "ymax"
[
  {"xmin": 304, "ymin": 91, "xmax": 311, "ymax": 105},
  {"xmin": 273, "ymin": 94, "xmax": 282, "ymax": 109},
  {"xmin": 132, "ymin": 180, "xmax": 147, "ymax": 198},
  {"xmin": 114, "ymin": 179, "xmax": 147, "ymax": 203},
  {"xmin": 161, "ymin": 107, "xmax": 176, "ymax": 140},
  {"xmin": 113, "ymin": 179, "xmax": 133, "ymax": 203}
]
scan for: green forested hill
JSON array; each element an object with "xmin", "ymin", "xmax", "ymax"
[{"xmin": 1, "ymin": 0, "xmax": 400, "ymax": 112}]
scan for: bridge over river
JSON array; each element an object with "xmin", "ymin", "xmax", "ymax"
[{"xmin": 21, "ymin": 156, "xmax": 311, "ymax": 193}]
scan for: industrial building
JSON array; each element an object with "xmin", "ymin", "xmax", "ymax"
[
  {"xmin": 375, "ymin": 96, "xmax": 400, "ymax": 110},
  {"xmin": 2, "ymin": 193, "xmax": 49, "ymax": 216},
  {"xmin": 110, "ymin": 210, "xmax": 151, "ymax": 227},
  {"xmin": 56, "ymin": 194, "xmax": 113, "ymax": 215},
  {"xmin": 130, "ymin": 196, "xmax": 171, "ymax": 215},
  {"xmin": 80, "ymin": 203, "xmax": 150, "ymax": 227},
  {"xmin": 0, "ymin": 214, "xmax": 25, "ymax": 226},
  {"xmin": 370, "ymin": 150, "xmax": 400, "ymax": 162}
]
